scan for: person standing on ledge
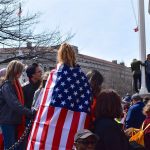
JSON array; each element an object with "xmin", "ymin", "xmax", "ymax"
[
  {"xmin": 131, "ymin": 58, "xmax": 143, "ymax": 93},
  {"xmin": 145, "ymin": 54, "xmax": 150, "ymax": 92}
]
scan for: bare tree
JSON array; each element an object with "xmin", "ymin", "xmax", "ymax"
[
  {"xmin": 0, "ymin": 0, "xmax": 74, "ymax": 64},
  {"xmin": 0, "ymin": 0, "xmax": 37, "ymax": 46}
]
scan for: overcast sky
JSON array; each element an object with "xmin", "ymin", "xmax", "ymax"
[{"xmin": 23, "ymin": 0, "xmax": 150, "ymax": 66}]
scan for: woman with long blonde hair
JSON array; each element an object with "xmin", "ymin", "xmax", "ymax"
[
  {"xmin": 0, "ymin": 60, "xmax": 34, "ymax": 150},
  {"xmin": 27, "ymin": 43, "xmax": 92, "ymax": 150},
  {"xmin": 57, "ymin": 43, "xmax": 76, "ymax": 67}
]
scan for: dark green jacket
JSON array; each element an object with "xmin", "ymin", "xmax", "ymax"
[{"xmin": 131, "ymin": 60, "xmax": 142, "ymax": 74}]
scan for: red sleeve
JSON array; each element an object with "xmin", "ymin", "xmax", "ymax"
[{"xmin": 88, "ymin": 98, "xmax": 96, "ymax": 130}]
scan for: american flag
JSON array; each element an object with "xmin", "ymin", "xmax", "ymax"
[
  {"xmin": 133, "ymin": 26, "xmax": 139, "ymax": 32},
  {"xmin": 27, "ymin": 64, "xmax": 92, "ymax": 150},
  {"xmin": 17, "ymin": 3, "xmax": 22, "ymax": 16}
]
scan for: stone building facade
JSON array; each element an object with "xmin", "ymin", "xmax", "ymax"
[{"xmin": 0, "ymin": 46, "xmax": 132, "ymax": 96}]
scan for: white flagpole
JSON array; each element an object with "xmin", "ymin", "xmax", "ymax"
[
  {"xmin": 148, "ymin": 0, "xmax": 150, "ymax": 14},
  {"xmin": 138, "ymin": 0, "xmax": 148, "ymax": 94},
  {"xmin": 18, "ymin": 2, "xmax": 23, "ymax": 56},
  {"xmin": 18, "ymin": 2, "xmax": 24, "ymax": 85}
]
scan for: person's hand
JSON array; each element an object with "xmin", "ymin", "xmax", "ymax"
[
  {"xmin": 125, "ymin": 128, "xmax": 134, "ymax": 137},
  {"xmin": 124, "ymin": 128, "xmax": 139, "ymax": 137}
]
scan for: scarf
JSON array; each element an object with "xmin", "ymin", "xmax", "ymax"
[{"xmin": 14, "ymin": 79, "xmax": 25, "ymax": 139}]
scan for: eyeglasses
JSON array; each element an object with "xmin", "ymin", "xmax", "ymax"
[{"xmin": 76, "ymin": 140, "xmax": 97, "ymax": 145}]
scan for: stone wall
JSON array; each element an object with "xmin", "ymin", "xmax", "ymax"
[{"xmin": 0, "ymin": 47, "xmax": 133, "ymax": 96}]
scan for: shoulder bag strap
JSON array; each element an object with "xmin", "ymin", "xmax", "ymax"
[{"xmin": 143, "ymin": 123, "xmax": 150, "ymax": 131}]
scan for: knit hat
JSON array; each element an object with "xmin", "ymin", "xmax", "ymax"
[{"xmin": 131, "ymin": 93, "xmax": 142, "ymax": 101}]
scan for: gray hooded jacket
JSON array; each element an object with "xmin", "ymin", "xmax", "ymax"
[{"xmin": 0, "ymin": 80, "xmax": 33, "ymax": 124}]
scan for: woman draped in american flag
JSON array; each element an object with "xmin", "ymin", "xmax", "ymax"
[{"xmin": 27, "ymin": 43, "xmax": 92, "ymax": 150}]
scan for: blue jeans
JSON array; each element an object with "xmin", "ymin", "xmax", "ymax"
[{"xmin": 1, "ymin": 124, "xmax": 24, "ymax": 150}]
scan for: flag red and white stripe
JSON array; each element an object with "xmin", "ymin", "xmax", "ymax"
[{"xmin": 27, "ymin": 65, "xmax": 91, "ymax": 150}]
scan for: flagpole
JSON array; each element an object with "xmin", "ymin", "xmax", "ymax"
[
  {"xmin": 138, "ymin": 0, "xmax": 148, "ymax": 94},
  {"xmin": 18, "ymin": 2, "xmax": 24, "ymax": 85},
  {"xmin": 18, "ymin": 2, "xmax": 22, "ymax": 56},
  {"xmin": 148, "ymin": 0, "xmax": 150, "ymax": 14}
]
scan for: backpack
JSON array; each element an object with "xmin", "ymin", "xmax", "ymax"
[{"xmin": 129, "ymin": 122, "xmax": 150, "ymax": 147}]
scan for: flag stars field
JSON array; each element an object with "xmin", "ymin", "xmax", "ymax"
[{"xmin": 27, "ymin": 64, "xmax": 92, "ymax": 149}]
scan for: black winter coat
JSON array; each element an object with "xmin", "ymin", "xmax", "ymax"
[
  {"xmin": 94, "ymin": 117, "xmax": 132, "ymax": 150},
  {"xmin": 23, "ymin": 80, "xmax": 40, "ymax": 109}
]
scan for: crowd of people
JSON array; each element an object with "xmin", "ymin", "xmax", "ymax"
[{"xmin": 0, "ymin": 43, "xmax": 150, "ymax": 150}]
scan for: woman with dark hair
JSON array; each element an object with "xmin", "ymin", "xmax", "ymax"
[
  {"xmin": 0, "ymin": 60, "xmax": 34, "ymax": 150},
  {"xmin": 86, "ymin": 70, "xmax": 104, "ymax": 129},
  {"xmin": 86, "ymin": 70, "xmax": 104, "ymax": 98},
  {"xmin": 94, "ymin": 89, "xmax": 131, "ymax": 150}
]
